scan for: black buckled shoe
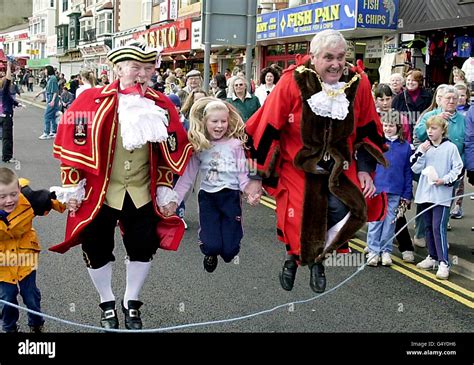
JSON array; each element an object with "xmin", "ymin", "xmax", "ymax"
[
  {"xmin": 309, "ymin": 262, "xmax": 326, "ymax": 293},
  {"xmin": 203, "ymin": 255, "xmax": 218, "ymax": 273},
  {"xmin": 122, "ymin": 300, "xmax": 143, "ymax": 330},
  {"xmin": 279, "ymin": 258, "xmax": 298, "ymax": 291},
  {"xmin": 99, "ymin": 301, "xmax": 119, "ymax": 330}
]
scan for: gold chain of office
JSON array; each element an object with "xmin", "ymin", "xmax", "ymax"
[{"xmin": 296, "ymin": 65, "xmax": 361, "ymax": 98}]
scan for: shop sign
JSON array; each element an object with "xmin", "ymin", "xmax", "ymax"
[
  {"xmin": 169, "ymin": 0, "xmax": 178, "ymax": 20},
  {"xmin": 365, "ymin": 38, "xmax": 383, "ymax": 58},
  {"xmin": 134, "ymin": 18, "xmax": 191, "ymax": 54},
  {"xmin": 257, "ymin": 0, "xmax": 357, "ymax": 41},
  {"xmin": 383, "ymin": 34, "xmax": 398, "ymax": 53},
  {"xmin": 26, "ymin": 58, "xmax": 51, "ymax": 68},
  {"xmin": 346, "ymin": 40, "xmax": 355, "ymax": 59},
  {"xmin": 80, "ymin": 44, "xmax": 109, "ymax": 57},
  {"xmin": 357, "ymin": 0, "xmax": 398, "ymax": 29},
  {"xmin": 14, "ymin": 33, "xmax": 28, "ymax": 41},
  {"xmin": 191, "ymin": 20, "xmax": 202, "ymax": 50}
]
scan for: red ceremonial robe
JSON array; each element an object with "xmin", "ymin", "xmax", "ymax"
[
  {"xmin": 50, "ymin": 80, "xmax": 193, "ymax": 253},
  {"xmin": 246, "ymin": 57, "xmax": 387, "ymax": 265}
]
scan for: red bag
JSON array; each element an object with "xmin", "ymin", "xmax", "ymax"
[{"xmin": 156, "ymin": 216, "xmax": 185, "ymax": 251}]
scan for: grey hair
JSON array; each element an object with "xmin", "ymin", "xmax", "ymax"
[
  {"xmin": 443, "ymin": 85, "xmax": 459, "ymax": 98},
  {"xmin": 310, "ymin": 30, "xmax": 347, "ymax": 57},
  {"xmin": 389, "ymin": 73, "xmax": 404, "ymax": 83}
]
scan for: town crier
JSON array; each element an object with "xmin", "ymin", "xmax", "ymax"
[{"xmin": 50, "ymin": 42, "xmax": 192, "ymax": 330}]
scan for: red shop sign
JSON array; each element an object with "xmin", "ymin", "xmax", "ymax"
[{"xmin": 134, "ymin": 18, "xmax": 191, "ymax": 54}]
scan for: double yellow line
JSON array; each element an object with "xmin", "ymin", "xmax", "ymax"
[{"xmin": 260, "ymin": 196, "xmax": 474, "ymax": 309}]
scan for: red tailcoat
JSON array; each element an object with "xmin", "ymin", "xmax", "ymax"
[
  {"xmin": 50, "ymin": 80, "xmax": 193, "ymax": 253},
  {"xmin": 246, "ymin": 57, "xmax": 387, "ymax": 264}
]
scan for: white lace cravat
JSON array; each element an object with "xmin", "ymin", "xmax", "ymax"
[
  {"xmin": 118, "ymin": 94, "xmax": 169, "ymax": 151},
  {"xmin": 306, "ymin": 82, "xmax": 350, "ymax": 120}
]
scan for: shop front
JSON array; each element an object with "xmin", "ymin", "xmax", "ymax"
[
  {"xmin": 396, "ymin": 0, "xmax": 474, "ymax": 88},
  {"xmin": 57, "ymin": 50, "xmax": 83, "ymax": 80},
  {"xmin": 256, "ymin": 0, "xmax": 399, "ymax": 83}
]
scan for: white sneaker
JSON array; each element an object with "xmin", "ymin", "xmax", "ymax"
[
  {"xmin": 3, "ymin": 157, "xmax": 18, "ymax": 164},
  {"xmin": 381, "ymin": 252, "xmax": 392, "ymax": 266},
  {"xmin": 38, "ymin": 133, "xmax": 49, "ymax": 140},
  {"xmin": 413, "ymin": 236, "xmax": 426, "ymax": 248},
  {"xmin": 367, "ymin": 252, "xmax": 380, "ymax": 266},
  {"xmin": 436, "ymin": 262, "xmax": 450, "ymax": 280},
  {"xmin": 48, "ymin": 132, "xmax": 56, "ymax": 138},
  {"xmin": 363, "ymin": 246, "xmax": 369, "ymax": 253},
  {"xmin": 416, "ymin": 256, "xmax": 438, "ymax": 270},
  {"xmin": 402, "ymin": 251, "xmax": 415, "ymax": 263}
]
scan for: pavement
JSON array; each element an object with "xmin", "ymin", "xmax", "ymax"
[{"xmin": 17, "ymin": 86, "xmax": 474, "ymax": 287}]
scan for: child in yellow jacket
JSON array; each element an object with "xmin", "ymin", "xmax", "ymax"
[{"xmin": 0, "ymin": 167, "xmax": 65, "ymax": 332}]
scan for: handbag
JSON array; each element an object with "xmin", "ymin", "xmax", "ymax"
[{"xmin": 156, "ymin": 215, "xmax": 185, "ymax": 251}]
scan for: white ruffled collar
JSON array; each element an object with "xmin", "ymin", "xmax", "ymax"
[
  {"xmin": 306, "ymin": 81, "xmax": 350, "ymax": 120},
  {"xmin": 117, "ymin": 94, "xmax": 169, "ymax": 151}
]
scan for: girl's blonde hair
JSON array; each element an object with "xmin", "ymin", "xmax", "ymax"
[
  {"xmin": 188, "ymin": 97, "xmax": 247, "ymax": 152},
  {"xmin": 426, "ymin": 115, "xmax": 448, "ymax": 137}
]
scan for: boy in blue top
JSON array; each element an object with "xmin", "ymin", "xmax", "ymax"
[{"xmin": 411, "ymin": 116, "xmax": 463, "ymax": 280}]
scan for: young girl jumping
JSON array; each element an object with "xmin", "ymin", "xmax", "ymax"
[{"xmin": 174, "ymin": 97, "xmax": 260, "ymax": 272}]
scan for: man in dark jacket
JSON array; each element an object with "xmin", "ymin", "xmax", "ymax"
[{"xmin": 0, "ymin": 61, "xmax": 19, "ymax": 163}]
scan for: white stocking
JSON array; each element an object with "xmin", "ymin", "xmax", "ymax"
[
  {"xmin": 87, "ymin": 262, "xmax": 115, "ymax": 303},
  {"xmin": 123, "ymin": 261, "xmax": 151, "ymax": 309}
]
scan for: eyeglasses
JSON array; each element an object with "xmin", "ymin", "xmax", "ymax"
[{"xmin": 234, "ymin": 83, "xmax": 245, "ymax": 87}]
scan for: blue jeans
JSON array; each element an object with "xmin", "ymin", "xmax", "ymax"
[
  {"xmin": 367, "ymin": 193, "xmax": 401, "ymax": 254},
  {"xmin": 43, "ymin": 99, "xmax": 58, "ymax": 134},
  {"xmin": 0, "ymin": 271, "xmax": 44, "ymax": 332}
]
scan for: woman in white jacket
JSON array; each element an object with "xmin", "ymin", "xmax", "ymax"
[{"xmin": 254, "ymin": 66, "xmax": 280, "ymax": 106}]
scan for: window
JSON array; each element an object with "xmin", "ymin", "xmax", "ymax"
[
  {"xmin": 41, "ymin": 19, "xmax": 45, "ymax": 33},
  {"xmin": 80, "ymin": 18, "xmax": 92, "ymax": 40},
  {"xmin": 63, "ymin": 0, "xmax": 68, "ymax": 11},
  {"xmin": 50, "ymin": 0, "xmax": 54, "ymax": 7},
  {"xmin": 142, "ymin": 0, "xmax": 152, "ymax": 23},
  {"xmin": 18, "ymin": 42, "xmax": 22, "ymax": 53},
  {"xmin": 287, "ymin": 42, "xmax": 308, "ymax": 55},
  {"xmin": 266, "ymin": 45, "xmax": 285, "ymax": 56},
  {"xmin": 96, "ymin": 12, "xmax": 112, "ymax": 35},
  {"xmin": 57, "ymin": 26, "xmax": 64, "ymax": 47}
]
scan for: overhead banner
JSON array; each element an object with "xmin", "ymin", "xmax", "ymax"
[
  {"xmin": 257, "ymin": 0, "xmax": 357, "ymax": 41},
  {"xmin": 257, "ymin": 0, "xmax": 399, "ymax": 41},
  {"xmin": 357, "ymin": 0, "xmax": 399, "ymax": 29}
]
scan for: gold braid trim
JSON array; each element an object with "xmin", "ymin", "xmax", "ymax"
[{"xmin": 295, "ymin": 64, "xmax": 361, "ymax": 98}]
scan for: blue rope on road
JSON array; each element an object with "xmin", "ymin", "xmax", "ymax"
[{"xmin": 0, "ymin": 193, "xmax": 471, "ymax": 332}]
